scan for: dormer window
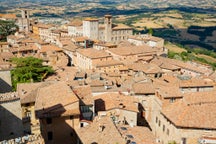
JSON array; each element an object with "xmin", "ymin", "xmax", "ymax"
[{"xmin": 169, "ymin": 98, "xmax": 175, "ymax": 103}]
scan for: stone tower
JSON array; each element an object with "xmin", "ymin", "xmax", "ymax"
[
  {"xmin": 21, "ymin": 9, "xmax": 30, "ymax": 19},
  {"xmin": 83, "ymin": 18, "xmax": 99, "ymax": 40},
  {"xmin": 104, "ymin": 15, "xmax": 112, "ymax": 42},
  {"xmin": 17, "ymin": 9, "xmax": 30, "ymax": 32}
]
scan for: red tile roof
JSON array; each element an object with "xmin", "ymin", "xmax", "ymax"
[
  {"xmin": 39, "ymin": 45, "xmax": 62, "ymax": 53},
  {"xmin": 94, "ymin": 93, "xmax": 139, "ymax": 112},
  {"xmin": 77, "ymin": 48, "xmax": 111, "ymax": 59},
  {"xmin": 132, "ymin": 82, "xmax": 155, "ymax": 95},
  {"xmin": 35, "ymin": 82, "xmax": 80, "ymax": 118},
  {"xmin": 76, "ymin": 116, "xmax": 125, "ymax": 144},
  {"xmin": 162, "ymin": 100, "xmax": 216, "ymax": 129}
]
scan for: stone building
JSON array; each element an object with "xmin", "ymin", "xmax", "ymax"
[
  {"xmin": 83, "ymin": 18, "xmax": 99, "ymax": 40},
  {"xmin": 76, "ymin": 48, "xmax": 112, "ymax": 70},
  {"xmin": 35, "ymin": 82, "xmax": 80, "ymax": 144},
  {"xmin": 128, "ymin": 34, "xmax": 165, "ymax": 48},
  {"xmin": 82, "ymin": 15, "xmax": 133, "ymax": 44},
  {"xmin": 94, "ymin": 93, "xmax": 139, "ymax": 127},
  {"xmin": 0, "ymin": 92, "xmax": 23, "ymax": 141},
  {"xmin": 148, "ymin": 78, "xmax": 216, "ymax": 144},
  {"xmin": 16, "ymin": 10, "xmax": 30, "ymax": 32},
  {"xmin": 67, "ymin": 19, "xmax": 83, "ymax": 36},
  {"xmin": 17, "ymin": 82, "xmax": 53, "ymax": 135}
]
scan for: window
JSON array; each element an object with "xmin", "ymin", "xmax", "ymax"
[
  {"xmin": 181, "ymin": 138, "xmax": 187, "ymax": 144},
  {"xmin": 167, "ymin": 129, "xmax": 169, "ymax": 135},
  {"xmin": 158, "ymin": 120, "xmax": 161, "ymax": 127},
  {"xmin": 26, "ymin": 111, "xmax": 31, "ymax": 118},
  {"xmin": 70, "ymin": 116, "xmax": 74, "ymax": 119},
  {"xmin": 156, "ymin": 117, "xmax": 158, "ymax": 123},
  {"xmin": 48, "ymin": 131, "xmax": 53, "ymax": 140},
  {"xmin": 81, "ymin": 106, "xmax": 91, "ymax": 113},
  {"xmin": 169, "ymin": 98, "xmax": 175, "ymax": 103},
  {"xmin": 46, "ymin": 118, "xmax": 52, "ymax": 124},
  {"xmin": 163, "ymin": 125, "xmax": 165, "ymax": 132},
  {"xmin": 80, "ymin": 123, "xmax": 84, "ymax": 127}
]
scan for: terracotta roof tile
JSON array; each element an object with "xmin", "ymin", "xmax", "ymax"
[
  {"xmin": 18, "ymin": 82, "xmax": 53, "ymax": 104},
  {"xmin": 112, "ymin": 24, "xmax": 132, "ymax": 30},
  {"xmin": 35, "ymin": 82, "xmax": 79, "ymax": 117},
  {"xmin": 95, "ymin": 59, "xmax": 123, "ymax": 68},
  {"xmin": 0, "ymin": 13, "xmax": 16, "ymax": 19},
  {"xmin": 108, "ymin": 44, "xmax": 156, "ymax": 56},
  {"xmin": 162, "ymin": 99, "xmax": 216, "ymax": 129},
  {"xmin": 68, "ymin": 19, "xmax": 83, "ymax": 26},
  {"xmin": 129, "ymin": 34, "xmax": 163, "ymax": 42},
  {"xmin": 72, "ymin": 36, "xmax": 88, "ymax": 42},
  {"xmin": 154, "ymin": 56, "xmax": 212, "ymax": 75},
  {"xmin": 153, "ymin": 80, "xmax": 183, "ymax": 98},
  {"xmin": 77, "ymin": 48, "xmax": 111, "ymax": 59},
  {"xmin": 76, "ymin": 116, "xmax": 125, "ymax": 144},
  {"xmin": 0, "ymin": 52, "xmax": 14, "ymax": 60},
  {"xmin": 179, "ymin": 78, "xmax": 214, "ymax": 88},
  {"xmin": 183, "ymin": 91, "xmax": 216, "ymax": 105},
  {"xmin": 117, "ymin": 125, "xmax": 157, "ymax": 144},
  {"xmin": 128, "ymin": 63, "xmax": 163, "ymax": 74},
  {"xmin": 10, "ymin": 45, "xmax": 38, "ymax": 53},
  {"xmin": 84, "ymin": 18, "xmax": 98, "ymax": 21},
  {"xmin": 73, "ymin": 85, "xmax": 93, "ymax": 105},
  {"xmin": 132, "ymin": 82, "xmax": 155, "ymax": 94},
  {"xmin": 62, "ymin": 42, "xmax": 80, "ymax": 52},
  {"xmin": 39, "ymin": 45, "xmax": 62, "ymax": 53},
  {"xmin": 94, "ymin": 93, "xmax": 139, "ymax": 112},
  {"xmin": 34, "ymin": 23, "xmax": 53, "ymax": 29},
  {"xmin": 45, "ymin": 66, "xmax": 78, "ymax": 82}
]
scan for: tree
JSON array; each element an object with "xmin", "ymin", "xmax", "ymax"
[
  {"xmin": 11, "ymin": 57, "xmax": 54, "ymax": 90},
  {"xmin": 148, "ymin": 28, "xmax": 153, "ymax": 35},
  {"xmin": 0, "ymin": 20, "xmax": 18, "ymax": 41}
]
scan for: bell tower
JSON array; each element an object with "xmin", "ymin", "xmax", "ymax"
[
  {"xmin": 21, "ymin": 9, "xmax": 30, "ymax": 19},
  {"xmin": 104, "ymin": 15, "xmax": 112, "ymax": 42}
]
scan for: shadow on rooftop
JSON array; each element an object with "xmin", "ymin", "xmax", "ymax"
[
  {"xmin": 94, "ymin": 98, "xmax": 106, "ymax": 113},
  {"xmin": 0, "ymin": 78, "xmax": 12, "ymax": 93}
]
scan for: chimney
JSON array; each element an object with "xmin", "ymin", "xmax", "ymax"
[
  {"xmin": 21, "ymin": 89, "xmax": 27, "ymax": 95},
  {"xmin": 119, "ymin": 103, "xmax": 124, "ymax": 109},
  {"xmin": 98, "ymin": 124, "xmax": 105, "ymax": 132}
]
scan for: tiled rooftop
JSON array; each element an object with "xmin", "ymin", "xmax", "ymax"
[
  {"xmin": 68, "ymin": 19, "xmax": 83, "ymax": 26},
  {"xmin": 179, "ymin": 78, "xmax": 214, "ymax": 88},
  {"xmin": 108, "ymin": 44, "xmax": 156, "ymax": 56},
  {"xmin": 35, "ymin": 82, "xmax": 80, "ymax": 117},
  {"xmin": 95, "ymin": 59, "xmax": 123, "ymax": 68},
  {"xmin": 112, "ymin": 24, "xmax": 132, "ymax": 30},
  {"xmin": 39, "ymin": 45, "xmax": 62, "ymax": 53},
  {"xmin": 129, "ymin": 34, "xmax": 163, "ymax": 42},
  {"xmin": 0, "ymin": 52, "xmax": 14, "ymax": 60},
  {"xmin": 183, "ymin": 91, "xmax": 216, "ymax": 105},
  {"xmin": 128, "ymin": 62, "xmax": 163, "ymax": 74},
  {"xmin": 116, "ymin": 125, "xmax": 157, "ymax": 144},
  {"xmin": 0, "ymin": 92, "xmax": 19, "ymax": 102},
  {"xmin": 17, "ymin": 82, "xmax": 53, "ymax": 104},
  {"xmin": 76, "ymin": 116, "xmax": 125, "ymax": 144},
  {"xmin": 94, "ymin": 93, "xmax": 139, "ymax": 113},
  {"xmin": 72, "ymin": 85, "xmax": 93, "ymax": 105},
  {"xmin": 162, "ymin": 100, "xmax": 216, "ymax": 129},
  {"xmin": 77, "ymin": 48, "xmax": 111, "ymax": 59},
  {"xmin": 132, "ymin": 82, "xmax": 155, "ymax": 95}
]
